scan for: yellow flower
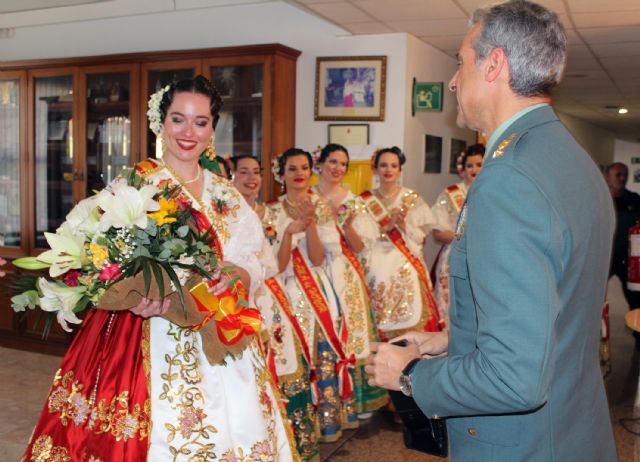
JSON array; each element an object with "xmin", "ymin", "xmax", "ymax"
[
  {"xmin": 147, "ymin": 197, "xmax": 179, "ymax": 226},
  {"xmin": 89, "ymin": 243, "xmax": 109, "ymax": 269}
]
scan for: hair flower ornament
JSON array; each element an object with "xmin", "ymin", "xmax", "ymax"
[
  {"xmin": 311, "ymin": 145, "xmax": 322, "ymax": 174},
  {"xmin": 271, "ymin": 154, "xmax": 284, "ymax": 185},
  {"xmin": 456, "ymin": 152, "xmax": 465, "ymax": 177},
  {"xmin": 147, "ymin": 84, "xmax": 171, "ymax": 135}
]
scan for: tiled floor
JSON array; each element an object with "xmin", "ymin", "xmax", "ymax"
[{"xmin": 1, "ymin": 278, "xmax": 638, "ymax": 461}]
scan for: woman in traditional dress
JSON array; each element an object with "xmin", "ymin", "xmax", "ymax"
[
  {"xmin": 313, "ymin": 143, "xmax": 387, "ymax": 418},
  {"xmin": 23, "ymin": 76, "xmax": 298, "ymax": 462},
  {"xmin": 361, "ymin": 146, "xmax": 441, "ymax": 339},
  {"xmin": 232, "ymin": 154, "xmax": 320, "ymax": 461},
  {"xmin": 432, "ymin": 143, "xmax": 484, "ymax": 325},
  {"xmin": 265, "ymin": 148, "xmax": 358, "ymax": 443}
]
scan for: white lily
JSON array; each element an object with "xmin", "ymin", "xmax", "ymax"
[
  {"xmin": 38, "ymin": 223, "xmax": 87, "ymax": 277},
  {"xmin": 37, "ymin": 278, "xmax": 85, "ymax": 332},
  {"xmin": 98, "ymin": 183, "xmax": 160, "ymax": 231},
  {"xmin": 65, "ymin": 194, "xmax": 101, "ymax": 237}
]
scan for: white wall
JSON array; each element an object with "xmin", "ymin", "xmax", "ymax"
[
  {"xmin": 403, "ymin": 35, "xmax": 476, "ymax": 265},
  {"xmin": 614, "ymin": 139, "xmax": 640, "ymax": 194},
  {"xmin": 555, "ymin": 111, "xmax": 616, "ymax": 168},
  {"xmin": 403, "ymin": 34, "xmax": 475, "ymax": 204}
]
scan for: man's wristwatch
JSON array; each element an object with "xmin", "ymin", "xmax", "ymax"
[{"xmin": 399, "ymin": 358, "xmax": 421, "ymax": 397}]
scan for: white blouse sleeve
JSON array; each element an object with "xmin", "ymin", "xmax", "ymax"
[
  {"xmin": 223, "ymin": 195, "xmax": 265, "ymax": 298},
  {"xmin": 431, "ymin": 189, "xmax": 454, "ymax": 232},
  {"xmin": 405, "ymin": 195, "xmax": 437, "ymax": 250}
]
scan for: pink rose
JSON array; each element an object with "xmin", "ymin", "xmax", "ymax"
[
  {"xmin": 63, "ymin": 269, "xmax": 81, "ymax": 287},
  {"xmin": 99, "ymin": 263, "xmax": 122, "ymax": 282}
]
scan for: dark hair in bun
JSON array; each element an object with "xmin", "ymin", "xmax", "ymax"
[
  {"xmin": 277, "ymin": 148, "xmax": 313, "ymax": 178},
  {"xmin": 158, "ymin": 75, "xmax": 223, "ymax": 129},
  {"xmin": 373, "ymin": 146, "xmax": 406, "ymax": 169}
]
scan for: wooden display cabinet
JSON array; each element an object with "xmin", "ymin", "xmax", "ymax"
[{"xmin": 0, "ymin": 44, "xmax": 299, "ymax": 354}]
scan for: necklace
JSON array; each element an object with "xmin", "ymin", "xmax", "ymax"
[
  {"xmin": 377, "ymin": 187, "xmax": 400, "ymax": 204},
  {"xmin": 283, "ymin": 197, "xmax": 298, "ymax": 218},
  {"xmin": 162, "ymin": 160, "xmax": 202, "ymax": 185}
]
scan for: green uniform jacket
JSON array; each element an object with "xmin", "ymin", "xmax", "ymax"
[{"xmin": 412, "ymin": 106, "xmax": 617, "ymax": 461}]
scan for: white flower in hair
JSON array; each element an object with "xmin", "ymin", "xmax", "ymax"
[
  {"xmin": 147, "ymin": 84, "xmax": 171, "ymax": 135},
  {"xmin": 271, "ymin": 156, "xmax": 283, "ymax": 184}
]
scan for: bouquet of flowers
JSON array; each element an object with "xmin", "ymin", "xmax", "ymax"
[{"xmin": 11, "ymin": 167, "xmax": 259, "ymax": 363}]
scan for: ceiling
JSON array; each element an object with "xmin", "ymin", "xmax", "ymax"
[
  {"xmin": 0, "ymin": 0, "xmax": 637, "ymax": 140},
  {"xmin": 288, "ymin": 0, "xmax": 640, "ymax": 141},
  {"xmin": 0, "ymin": 0, "xmax": 107, "ymax": 14}
]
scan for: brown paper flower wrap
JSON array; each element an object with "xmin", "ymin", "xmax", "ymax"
[{"xmin": 96, "ymin": 272, "xmax": 255, "ymax": 365}]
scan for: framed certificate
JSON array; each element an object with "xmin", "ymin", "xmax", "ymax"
[{"xmin": 328, "ymin": 124, "xmax": 370, "ymax": 145}]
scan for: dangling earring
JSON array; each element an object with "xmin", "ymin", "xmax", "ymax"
[
  {"xmin": 206, "ymin": 133, "xmax": 216, "ymax": 160},
  {"xmin": 157, "ymin": 132, "xmax": 167, "ymax": 158}
]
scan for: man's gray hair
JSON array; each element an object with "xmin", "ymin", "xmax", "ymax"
[{"xmin": 471, "ymin": 0, "xmax": 567, "ymax": 97}]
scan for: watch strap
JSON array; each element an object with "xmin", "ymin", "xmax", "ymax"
[{"xmin": 402, "ymin": 357, "xmax": 421, "ymax": 376}]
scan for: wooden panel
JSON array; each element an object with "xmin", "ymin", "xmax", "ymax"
[{"xmin": 0, "ymin": 43, "xmax": 299, "ymax": 354}]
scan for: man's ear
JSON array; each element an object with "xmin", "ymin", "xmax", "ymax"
[{"xmin": 485, "ymin": 47, "xmax": 507, "ymax": 82}]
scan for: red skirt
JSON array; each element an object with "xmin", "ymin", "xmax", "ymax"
[{"xmin": 23, "ymin": 309, "xmax": 151, "ymax": 461}]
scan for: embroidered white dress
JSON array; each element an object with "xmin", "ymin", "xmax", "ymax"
[
  {"xmin": 265, "ymin": 194, "xmax": 357, "ymax": 442},
  {"xmin": 145, "ymin": 167, "xmax": 297, "ymax": 461},
  {"xmin": 364, "ymin": 187, "xmax": 439, "ymax": 337},
  {"xmin": 431, "ymin": 182, "xmax": 468, "ymax": 324},
  {"xmin": 323, "ymin": 190, "xmax": 388, "ymax": 413}
]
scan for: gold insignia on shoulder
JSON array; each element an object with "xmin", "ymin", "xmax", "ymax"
[{"xmin": 492, "ymin": 132, "xmax": 517, "ymax": 159}]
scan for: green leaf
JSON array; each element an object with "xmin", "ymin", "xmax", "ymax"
[
  {"xmin": 158, "ymin": 249, "xmax": 172, "ymax": 260},
  {"xmin": 10, "ymin": 274, "xmax": 39, "ymax": 294},
  {"xmin": 176, "ymin": 225, "xmax": 189, "ymax": 238},
  {"xmin": 150, "ymin": 261, "xmax": 165, "ymax": 299},
  {"xmin": 73, "ymin": 295, "xmax": 92, "ymax": 313},
  {"xmin": 160, "ymin": 262, "xmax": 187, "ymax": 318},
  {"xmin": 12, "ymin": 257, "xmax": 50, "ymax": 270},
  {"xmin": 142, "ymin": 260, "xmax": 151, "ymax": 297}
]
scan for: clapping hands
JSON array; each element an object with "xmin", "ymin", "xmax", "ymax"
[
  {"xmin": 285, "ymin": 197, "xmax": 316, "ymax": 235},
  {"xmin": 381, "ymin": 207, "xmax": 407, "ymax": 233}
]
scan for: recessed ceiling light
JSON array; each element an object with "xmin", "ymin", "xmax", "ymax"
[{"xmin": 619, "ymin": 108, "xmax": 629, "ymax": 114}]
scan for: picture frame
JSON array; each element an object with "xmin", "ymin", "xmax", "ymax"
[
  {"xmin": 424, "ymin": 134, "xmax": 443, "ymax": 174},
  {"xmin": 412, "ymin": 80, "xmax": 443, "ymax": 114},
  {"xmin": 449, "ymin": 138, "xmax": 467, "ymax": 174},
  {"xmin": 315, "ymin": 56, "xmax": 387, "ymax": 121},
  {"xmin": 328, "ymin": 124, "xmax": 369, "ymax": 145}
]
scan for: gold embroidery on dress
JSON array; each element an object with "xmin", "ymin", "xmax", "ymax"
[
  {"xmin": 368, "ymin": 262, "xmax": 414, "ymax": 328},
  {"xmin": 160, "ymin": 326, "xmax": 218, "ymax": 460},
  {"xmin": 45, "ymin": 369, "xmax": 150, "ymax": 443},
  {"xmin": 29, "ymin": 435, "xmax": 71, "ymax": 462},
  {"xmin": 342, "ymin": 261, "xmax": 367, "ymax": 360}
]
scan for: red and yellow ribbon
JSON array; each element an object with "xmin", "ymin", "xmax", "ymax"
[{"xmin": 292, "ymin": 248, "xmax": 353, "ymax": 400}]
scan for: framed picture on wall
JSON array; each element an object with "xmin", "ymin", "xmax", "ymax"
[
  {"xmin": 424, "ymin": 134, "xmax": 443, "ymax": 173},
  {"xmin": 449, "ymin": 138, "xmax": 467, "ymax": 174},
  {"xmin": 314, "ymin": 56, "xmax": 387, "ymax": 121},
  {"xmin": 328, "ymin": 124, "xmax": 369, "ymax": 145}
]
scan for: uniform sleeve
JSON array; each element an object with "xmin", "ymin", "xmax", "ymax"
[{"xmin": 411, "ymin": 163, "xmax": 563, "ymax": 417}]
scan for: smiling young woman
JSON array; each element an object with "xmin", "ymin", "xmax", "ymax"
[
  {"xmin": 22, "ymin": 76, "xmax": 300, "ymax": 462},
  {"xmin": 314, "ymin": 143, "xmax": 388, "ymax": 418}
]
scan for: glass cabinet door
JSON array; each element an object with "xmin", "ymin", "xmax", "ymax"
[
  {"xmin": 143, "ymin": 65, "xmax": 197, "ymax": 158},
  {"xmin": 209, "ymin": 64, "xmax": 264, "ymax": 161},
  {"xmin": 34, "ymin": 75, "xmax": 74, "ymax": 248},
  {"xmin": 86, "ymin": 72, "xmax": 131, "ymax": 194},
  {"xmin": 0, "ymin": 77, "xmax": 22, "ymax": 248}
]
